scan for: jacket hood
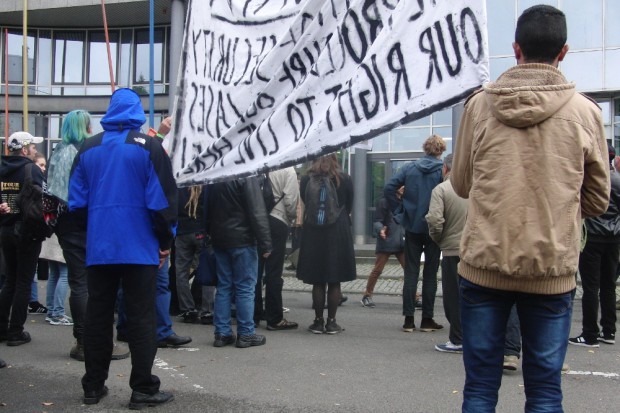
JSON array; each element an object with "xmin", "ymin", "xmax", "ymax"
[
  {"xmin": 0, "ymin": 155, "xmax": 33, "ymax": 175},
  {"xmin": 414, "ymin": 155, "xmax": 443, "ymax": 174},
  {"xmin": 483, "ymin": 63, "xmax": 575, "ymax": 128},
  {"xmin": 100, "ymin": 88, "xmax": 146, "ymax": 132}
]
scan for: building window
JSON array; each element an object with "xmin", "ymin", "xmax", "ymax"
[
  {"xmin": 134, "ymin": 28, "xmax": 164, "ymax": 84},
  {"xmin": 2, "ymin": 30, "xmax": 36, "ymax": 84},
  {"xmin": 88, "ymin": 31, "xmax": 119, "ymax": 84},
  {"xmin": 565, "ymin": 0, "xmax": 603, "ymax": 50},
  {"xmin": 53, "ymin": 31, "xmax": 85, "ymax": 84}
]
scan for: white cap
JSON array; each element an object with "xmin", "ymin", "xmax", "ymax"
[{"xmin": 7, "ymin": 131, "xmax": 44, "ymax": 151}]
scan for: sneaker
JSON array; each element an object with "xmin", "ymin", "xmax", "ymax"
[
  {"xmin": 503, "ymin": 355, "xmax": 519, "ymax": 371},
  {"xmin": 282, "ymin": 307, "xmax": 290, "ymax": 313},
  {"xmin": 70, "ymin": 341, "xmax": 85, "ymax": 361},
  {"xmin": 199, "ymin": 312, "xmax": 213, "ymax": 325},
  {"xmin": 340, "ymin": 295, "xmax": 348, "ymax": 305},
  {"xmin": 308, "ymin": 317, "xmax": 325, "ymax": 334},
  {"xmin": 597, "ymin": 332, "xmax": 615, "ymax": 345},
  {"xmin": 213, "ymin": 334, "xmax": 235, "ymax": 348},
  {"xmin": 7, "ymin": 331, "xmax": 31, "ymax": 346},
  {"xmin": 50, "ymin": 315, "xmax": 74, "ymax": 326},
  {"xmin": 179, "ymin": 309, "xmax": 198, "ymax": 324},
  {"xmin": 266, "ymin": 319, "xmax": 298, "ymax": 331},
  {"xmin": 111, "ymin": 342, "xmax": 130, "ymax": 360},
  {"xmin": 420, "ymin": 318, "xmax": 443, "ymax": 332},
  {"xmin": 361, "ymin": 296, "xmax": 375, "ymax": 308},
  {"xmin": 402, "ymin": 316, "xmax": 415, "ymax": 332},
  {"xmin": 568, "ymin": 335, "xmax": 599, "ymax": 348},
  {"xmin": 45, "ymin": 315, "xmax": 53, "ymax": 323},
  {"xmin": 28, "ymin": 301, "xmax": 48, "ymax": 314},
  {"xmin": 236, "ymin": 334, "xmax": 266, "ymax": 348},
  {"xmin": 435, "ymin": 341, "xmax": 463, "ymax": 354},
  {"xmin": 325, "ymin": 318, "xmax": 343, "ymax": 334}
]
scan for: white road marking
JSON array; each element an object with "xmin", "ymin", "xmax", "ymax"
[{"xmin": 566, "ymin": 370, "xmax": 619, "ymax": 378}]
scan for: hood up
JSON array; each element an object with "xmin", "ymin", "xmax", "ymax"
[
  {"xmin": 483, "ymin": 63, "xmax": 575, "ymax": 129},
  {"xmin": 100, "ymin": 88, "xmax": 146, "ymax": 132},
  {"xmin": 0, "ymin": 155, "xmax": 33, "ymax": 176}
]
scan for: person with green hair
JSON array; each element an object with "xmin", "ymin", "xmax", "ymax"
[{"xmin": 47, "ymin": 109, "xmax": 129, "ymax": 362}]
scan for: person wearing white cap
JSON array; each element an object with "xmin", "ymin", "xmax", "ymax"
[{"xmin": 0, "ymin": 131, "xmax": 45, "ymax": 346}]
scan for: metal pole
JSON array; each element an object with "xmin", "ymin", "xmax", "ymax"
[
  {"xmin": 101, "ymin": 0, "xmax": 116, "ymax": 93},
  {"xmin": 149, "ymin": 0, "xmax": 155, "ymax": 127},
  {"xmin": 4, "ymin": 29, "xmax": 9, "ymax": 155},
  {"xmin": 22, "ymin": 0, "xmax": 28, "ymax": 131}
]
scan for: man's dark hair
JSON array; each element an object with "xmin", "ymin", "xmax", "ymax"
[
  {"xmin": 515, "ymin": 5, "xmax": 567, "ymax": 64},
  {"xmin": 444, "ymin": 154, "xmax": 453, "ymax": 171}
]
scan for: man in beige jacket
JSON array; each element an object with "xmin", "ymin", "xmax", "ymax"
[
  {"xmin": 452, "ymin": 5, "xmax": 610, "ymax": 412},
  {"xmin": 426, "ymin": 154, "xmax": 467, "ymax": 353}
]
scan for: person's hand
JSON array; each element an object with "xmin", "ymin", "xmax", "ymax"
[
  {"xmin": 379, "ymin": 227, "xmax": 388, "ymax": 240},
  {"xmin": 0, "ymin": 203, "xmax": 10, "ymax": 214},
  {"xmin": 262, "ymin": 252, "xmax": 271, "ymax": 259},
  {"xmin": 157, "ymin": 117, "xmax": 173, "ymax": 137},
  {"xmin": 614, "ymin": 155, "xmax": 620, "ymax": 172},
  {"xmin": 158, "ymin": 249, "xmax": 170, "ymax": 268}
]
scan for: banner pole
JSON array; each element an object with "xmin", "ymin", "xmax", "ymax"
[{"xmin": 101, "ymin": 0, "xmax": 116, "ymax": 93}]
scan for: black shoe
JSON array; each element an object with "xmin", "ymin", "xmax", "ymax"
[
  {"xmin": 128, "ymin": 390, "xmax": 174, "ymax": 410},
  {"xmin": 419, "ymin": 318, "xmax": 443, "ymax": 332},
  {"xmin": 7, "ymin": 331, "xmax": 31, "ymax": 346},
  {"xmin": 158, "ymin": 333, "xmax": 192, "ymax": 348},
  {"xmin": 402, "ymin": 316, "xmax": 415, "ymax": 332},
  {"xmin": 308, "ymin": 317, "xmax": 325, "ymax": 334},
  {"xmin": 28, "ymin": 301, "xmax": 48, "ymax": 314},
  {"xmin": 116, "ymin": 332, "xmax": 128, "ymax": 342},
  {"xmin": 180, "ymin": 310, "xmax": 198, "ymax": 324},
  {"xmin": 325, "ymin": 318, "xmax": 343, "ymax": 334},
  {"xmin": 83, "ymin": 386, "xmax": 108, "ymax": 405},
  {"xmin": 340, "ymin": 295, "xmax": 348, "ymax": 306},
  {"xmin": 415, "ymin": 299, "xmax": 422, "ymax": 309},
  {"xmin": 200, "ymin": 312, "xmax": 214, "ymax": 325},
  {"xmin": 236, "ymin": 334, "xmax": 266, "ymax": 348},
  {"xmin": 0, "ymin": 358, "xmax": 6, "ymax": 368},
  {"xmin": 213, "ymin": 334, "xmax": 235, "ymax": 348},
  {"xmin": 266, "ymin": 319, "xmax": 298, "ymax": 331}
]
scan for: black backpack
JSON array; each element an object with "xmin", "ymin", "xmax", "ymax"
[
  {"xmin": 14, "ymin": 163, "xmax": 53, "ymax": 241},
  {"xmin": 304, "ymin": 174, "xmax": 343, "ymax": 227},
  {"xmin": 259, "ymin": 172, "xmax": 284, "ymax": 213}
]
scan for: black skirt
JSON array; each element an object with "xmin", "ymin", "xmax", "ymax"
[{"xmin": 296, "ymin": 211, "xmax": 357, "ymax": 284}]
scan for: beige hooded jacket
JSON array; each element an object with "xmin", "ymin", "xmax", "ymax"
[{"xmin": 452, "ymin": 63, "xmax": 610, "ymax": 295}]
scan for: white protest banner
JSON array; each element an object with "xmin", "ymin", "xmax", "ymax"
[{"xmin": 169, "ymin": 0, "xmax": 489, "ymax": 185}]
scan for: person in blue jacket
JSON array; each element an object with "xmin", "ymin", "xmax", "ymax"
[
  {"xmin": 69, "ymin": 88, "xmax": 177, "ymax": 409},
  {"xmin": 385, "ymin": 134, "xmax": 446, "ymax": 333}
]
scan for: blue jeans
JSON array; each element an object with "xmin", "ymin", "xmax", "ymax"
[
  {"xmin": 459, "ymin": 277, "xmax": 572, "ymax": 413},
  {"xmin": 45, "ymin": 261, "xmax": 69, "ymax": 317},
  {"xmin": 31, "ymin": 278, "xmax": 38, "ymax": 302},
  {"xmin": 117, "ymin": 257, "xmax": 174, "ymax": 341},
  {"xmin": 214, "ymin": 246, "xmax": 258, "ymax": 337},
  {"xmin": 505, "ymin": 305, "xmax": 522, "ymax": 357}
]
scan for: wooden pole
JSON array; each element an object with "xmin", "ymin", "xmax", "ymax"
[{"xmin": 101, "ymin": 0, "xmax": 116, "ymax": 93}]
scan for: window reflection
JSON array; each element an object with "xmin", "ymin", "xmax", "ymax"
[
  {"xmin": 391, "ymin": 127, "xmax": 431, "ymax": 152},
  {"xmin": 565, "ymin": 1, "xmax": 602, "ymax": 50},
  {"xmin": 607, "ymin": 0, "xmax": 620, "ymax": 47},
  {"xmin": 119, "ymin": 30, "xmax": 133, "ymax": 88},
  {"xmin": 134, "ymin": 29, "xmax": 163, "ymax": 83},
  {"xmin": 89, "ymin": 31, "xmax": 118, "ymax": 83},
  {"xmin": 54, "ymin": 31, "xmax": 85, "ymax": 83},
  {"xmin": 3, "ymin": 31, "xmax": 36, "ymax": 83},
  {"xmin": 38, "ymin": 31, "xmax": 52, "ymax": 95}
]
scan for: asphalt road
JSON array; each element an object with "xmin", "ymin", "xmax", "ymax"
[{"xmin": 0, "ymin": 292, "xmax": 618, "ymax": 412}]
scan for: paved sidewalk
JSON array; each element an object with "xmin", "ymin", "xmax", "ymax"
[{"xmin": 283, "ymin": 261, "xmax": 597, "ymax": 299}]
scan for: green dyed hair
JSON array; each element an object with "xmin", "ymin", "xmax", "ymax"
[{"xmin": 61, "ymin": 110, "xmax": 91, "ymax": 145}]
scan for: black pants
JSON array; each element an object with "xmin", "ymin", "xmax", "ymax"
[
  {"xmin": 82, "ymin": 264, "xmax": 160, "ymax": 394},
  {"xmin": 255, "ymin": 216, "xmax": 288, "ymax": 326},
  {"xmin": 441, "ymin": 255, "xmax": 462, "ymax": 345},
  {"xmin": 403, "ymin": 232, "xmax": 441, "ymax": 318},
  {"xmin": 0, "ymin": 226, "xmax": 41, "ymax": 337},
  {"xmin": 56, "ymin": 226, "xmax": 88, "ymax": 343},
  {"xmin": 578, "ymin": 241, "xmax": 618, "ymax": 340}
]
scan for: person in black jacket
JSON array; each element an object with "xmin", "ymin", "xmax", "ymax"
[
  {"xmin": 361, "ymin": 188, "xmax": 405, "ymax": 308},
  {"xmin": 570, "ymin": 144, "xmax": 620, "ymax": 347},
  {"xmin": 207, "ymin": 176, "xmax": 272, "ymax": 348},
  {"xmin": 0, "ymin": 132, "xmax": 45, "ymax": 347}
]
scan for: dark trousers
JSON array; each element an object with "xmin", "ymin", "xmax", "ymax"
[
  {"xmin": 403, "ymin": 232, "xmax": 441, "ymax": 319},
  {"xmin": 0, "ymin": 227, "xmax": 41, "ymax": 336},
  {"xmin": 255, "ymin": 216, "xmax": 288, "ymax": 326},
  {"xmin": 82, "ymin": 265, "xmax": 160, "ymax": 394},
  {"xmin": 578, "ymin": 240, "xmax": 619, "ymax": 340},
  {"xmin": 441, "ymin": 255, "xmax": 462, "ymax": 345},
  {"xmin": 56, "ymin": 228, "xmax": 88, "ymax": 343}
]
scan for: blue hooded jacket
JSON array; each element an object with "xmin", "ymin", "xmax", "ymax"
[
  {"xmin": 69, "ymin": 88, "xmax": 178, "ymax": 266},
  {"xmin": 384, "ymin": 155, "xmax": 443, "ymax": 234}
]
